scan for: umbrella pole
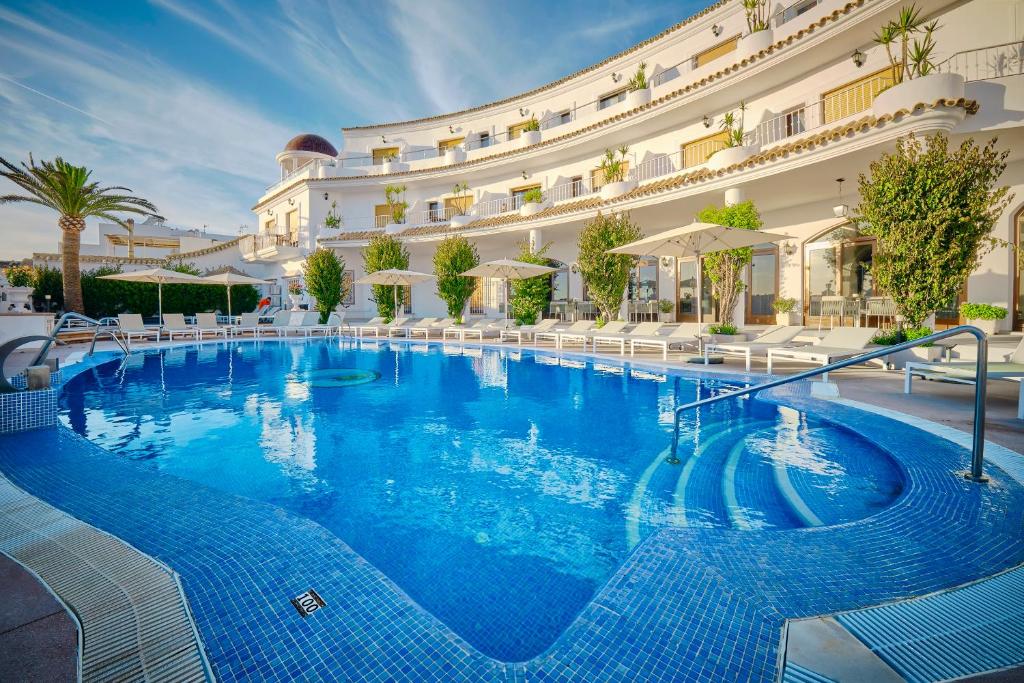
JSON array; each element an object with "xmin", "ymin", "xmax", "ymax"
[
  {"xmin": 695, "ymin": 251, "xmax": 703, "ymax": 352},
  {"xmin": 158, "ymin": 283, "xmax": 163, "ymax": 328},
  {"xmin": 227, "ymin": 285, "xmax": 232, "ymax": 319},
  {"xmin": 393, "ymin": 285, "xmax": 398, "ymax": 318},
  {"xmin": 504, "ymin": 278, "xmax": 509, "ymax": 321}
]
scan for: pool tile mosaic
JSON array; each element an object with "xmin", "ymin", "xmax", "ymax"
[{"xmin": 0, "ymin": 388, "xmax": 56, "ymax": 434}]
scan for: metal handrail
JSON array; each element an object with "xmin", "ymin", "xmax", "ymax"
[
  {"xmin": 31, "ymin": 312, "xmax": 130, "ymax": 366},
  {"xmin": 668, "ymin": 325, "xmax": 990, "ymax": 482}
]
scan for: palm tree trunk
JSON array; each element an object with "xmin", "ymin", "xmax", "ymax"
[{"xmin": 60, "ymin": 216, "xmax": 85, "ymax": 313}]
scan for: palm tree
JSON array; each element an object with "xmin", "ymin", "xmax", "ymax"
[{"xmin": 0, "ymin": 155, "xmax": 161, "ymax": 313}]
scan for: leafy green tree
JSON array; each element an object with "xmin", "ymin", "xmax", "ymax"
[
  {"xmin": 32, "ymin": 267, "xmax": 64, "ymax": 311},
  {"xmin": 0, "ymin": 155, "xmax": 160, "ymax": 312},
  {"xmin": 509, "ymin": 241, "xmax": 551, "ymax": 325},
  {"xmin": 362, "ymin": 233, "xmax": 409, "ymax": 321},
  {"xmin": 856, "ymin": 133, "xmax": 1012, "ymax": 327},
  {"xmin": 303, "ymin": 248, "xmax": 346, "ymax": 323},
  {"xmin": 576, "ymin": 211, "xmax": 643, "ymax": 322},
  {"xmin": 432, "ymin": 235, "xmax": 479, "ymax": 321},
  {"xmin": 697, "ymin": 200, "xmax": 762, "ymax": 326}
]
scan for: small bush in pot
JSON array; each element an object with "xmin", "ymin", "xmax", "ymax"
[
  {"xmin": 522, "ymin": 117, "xmax": 540, "ymax": 133},
  {"xmin": 628, "ymin": 62, "xmax": 648, "ymax": 91},
  {"xmin": 3, "ymin": 264, "xmax": 35, "ymax": 288},
  {"xmin": 522, "ymin": 188, "xmax": 544, "ymax": 205},
  {"xmin": 960, "ymin": 303, "xmax": 1007, "ymax": 335}
]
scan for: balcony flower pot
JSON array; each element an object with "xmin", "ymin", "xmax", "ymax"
[
  {"xmin": 706, "ymin": 144, "xmax": 759, "ymax": 171},
  {"xmin": 382, "ymin": 160, "xmax": 408, "ymax": 174},
  {"xmin": 966, "ymin": 318, "xmax": 999, "ymax": 336},
  {"xmin": 626, "ymin": 87, "xmax": 652, "ymax": 108},
  {"xmin": 520, "ymin": 130, "xmax": 541, "ymax": 147},
  {"xmin": 444, "ymin": 148, "xmax": 466, "ymax": 164},
  {"xmin": 384, "ymin": 222, "xmax": 408, "ymax": 235},
  {"xmin": 599, "ymin": 179, "xmax": 637, "ymax": 200},
  {"xmin": 288, "ymin": 294, "xmax": 302, "ymax": 310},
  {"xmin": 449, "ymin": 214, "xmax": 474, "ymax": 227},
  {"xmin": 3, "ymin": 286, "xmax": 33, "ymax": 308},
  {"xmin": 737, "ymin": 29, "xmax": 774, "ymax": 60},
  {"xmin": 775, "ymin": 311, "xmax": 801, "ymax": 326},
  {"xmin": 519, "ymin": 200, "xmax": 549, "ymax": 217},
  {"xmin": 872, "ymin": 73, "xmax": 966, "ymax": 123},
  {"xmin": 710, "ymin": 333, "xmax": 746, "ymax": 344}
]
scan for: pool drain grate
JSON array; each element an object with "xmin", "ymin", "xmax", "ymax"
[{"xmin": 306, "ymin": 368, "xmax": 380, "ymax": 388}]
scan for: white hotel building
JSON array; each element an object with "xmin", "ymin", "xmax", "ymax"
[{"xmin": 249, "ymin": 0, "xmax": 1024, "ymax": 331}]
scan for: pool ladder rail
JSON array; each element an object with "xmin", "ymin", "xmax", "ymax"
[{"xmin": 668, "ymin": 325, "xmax": 991, "ymax": 483}]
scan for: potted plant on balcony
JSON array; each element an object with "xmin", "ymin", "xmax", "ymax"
[
  {"xmin": 708, "ymin": 102, "xmax": 760, "ymax": 170},
  {"xmin": 287, "ymin": 280, "xmax": 304, "ymax": 310},
  {"xmin": 626, "ymin": 61, "xmax": 652, "ymax": 107},
  {"xmin": 772, "ymin": 296, "xmax": 800, "ymax": 325},
  {"xmin": 960, "ymin": 303, "xmax": 1007, "ymax": 336},
  {"xmin": 2, "ymin": 265, "xmax": 36, "ymax": 309},
  {"xmin": 871, "ymin": 5, "xmax": 965, "ymax": 123},
  {"xmin": 738, "ymin": 0, "xmax": 774, "ymax": 59},
  {"xmin": 519, "ymin": 187, "xmax": 548, "ymax": 217},
  {"xmin": 383, "ymin": 184, "xmax": 409, "ymax": 234},
  {"xmin": 382, "ymin": 151, "xmax": 407, "ymax": 174},
  {"xmin": 520, "ymin": 117, "xmax": 542, "ymax": 147},
  {"xmin": 598, "ymin": 145, "xmax": 637, "ymax": 200},
  {"xmin": 448, "ymin": 182, "xmax": 475, "ymax": 227},
  {"xmin": 323, "ymin": 201, "xmax": 342, "ymax": 231},
  {"xmin": 658, "ymin": 298, "xmax": 674, "ymax": 322}
]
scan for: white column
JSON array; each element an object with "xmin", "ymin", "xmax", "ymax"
[
  {"xmin": 528, "ymin": 228, "xmax": 543, "ymax": 253},
  {"xmin": 724, "ymin": 187, "xmax": 745, "ymax": 206}
]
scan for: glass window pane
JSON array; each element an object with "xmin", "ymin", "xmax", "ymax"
[
  {"xmin": 749, "ymin": 252, "xmax": 777, "ymax": 317},
  {"xmin": 806, "ymin": 246, "xmax": 837, "ymax": 317},
  {"xmin": 840, "ymin": 242, "xmax": 874, "ymax": 298}
]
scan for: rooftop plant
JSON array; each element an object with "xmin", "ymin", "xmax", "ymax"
[
  {"xmin": 433, "ymin": 235, "xmax": 479, "ymax": 322},
  {"xmin": 0, "ymin": 155, "xmax": 161, "ymax": 313},
  {"xmin": 697, "ymin": 200, "xmax": 762, "ymax": 326},
  {"xmin": 856, "ymin": 133, "xmax": 1013, "ymax": 328},
  {"xmin": 303, "ymin": 248, "xmax": 347, "ymax": 323},
  {"xmin": 628, "ymin": 61, "xmax": 649, "ymax": 92},
  {"xmin": 875, "ymin": 4, "xmax": 940, "ymax": 84},
  {"xmin": 384, "ymin": 184, "xmax": 409, "ymax": 224},
  {"xmin": 743, "ymin": 0, "xmax": 772, "ymax": 34},
  {"xmin": 576, "ymin": 211, "xmax": 643, "ymax": 322},
  {"xmin": 599, "ymin": 145, "xmax": 630, "ymax": 184},
  {"xmin": 324, "ymin": 200, "xmax": 342, "ymax": 229},
  {"xmin": 362, "ymin": 233, "xmax": 409, "ymax": 321},
  {"xmin": 959, "ymin": 303, "xmax": 1008, "ymax": 320},
  {"xmin": 522, "ymin": 117, "xmax": 541, "ymax": 133}
]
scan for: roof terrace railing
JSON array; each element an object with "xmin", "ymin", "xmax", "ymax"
[
  {"xmin": 935, "ymin": 40, "xmax": 1024, "ymax": 82},
  {"xmin": 668, "ymin": 325, "xmax": 991, "ymax": 482}
]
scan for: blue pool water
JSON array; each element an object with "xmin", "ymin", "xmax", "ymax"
[{"xmin": 59, "ymin": 340, "xmax": 904, "ymax": 661}]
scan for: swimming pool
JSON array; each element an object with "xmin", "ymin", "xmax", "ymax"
[{"xmin": 59, "ymin": 340, "xmax": 904, "ymax": 661}]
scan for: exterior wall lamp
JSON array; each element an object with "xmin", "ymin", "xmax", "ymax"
[
  {"xmin": 381, "ymin": 135, "xmax": 387, "ymax": 143},
  {"xmin": 449, "ymin": 125, "xmax": 455, "ymax": 134},
  {"xmin": 703, "ymin": 114, "xmax": 712, "ymax": 128},
  {"xmin": 782, "ymin": 242, "xmax": 797, "ymax": 257},
  {"xmin": 288, "ymin": 198, "xmax": 294, "ymax": 206},
  {"xmin": 521, "ymin": 171, "xmax": 528, "ymax": 180},
  {"xmin": 851, "ymin": 49, "xmax": 866, "ymax": 68},
  {"xmin": 712, "ymin": 24, "xmax": 723, "ymax": 37},
  {"xmin": 660, "ymin": 256, "xmax": 674, "ymax": 268},
  {"xmin": 323, "ymin": 192, "xmax": 329, "ymax": 200},
  {"xmin": 519, "ymin": 107, "xmax": 528, "ymax": 117},
  {"xmin": 611, "ymin": 72, "xmax": 622, "ymax": 83}
]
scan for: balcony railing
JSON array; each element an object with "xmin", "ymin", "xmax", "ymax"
[
  {"xmin": 936, "ymin": 40, "xmax": 1024, "ymax": 82},
  {"xmin": 241, "ymin": 233, "xmax": 298, "ymax": 255},
  {"xmin": 546, "ymin": 178, "xmax": 594, "ymax": 203}
]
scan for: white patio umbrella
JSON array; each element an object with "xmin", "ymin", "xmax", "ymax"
[
  {"xmin": 355, "ymin": 269, "xmax": 435, "ymax": 316},
  {"xmin": 99, "ymin": 267, "xmax": 207, "ymax": 325},
  {"xmin": 460, "ymin": 259, "xmax": 557, "ymax": 320},
  {"xmin": 200, "ymin": 272, "xmax": 270, "ymax": 318},
  {"xmin": 608, "ymin": 222, "xmax": 792, "ymax": 341}
]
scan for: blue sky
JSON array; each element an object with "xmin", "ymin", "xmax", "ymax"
[{"xmin": 0, "ymin": 0, "xmax": 705, "ymax": 258}]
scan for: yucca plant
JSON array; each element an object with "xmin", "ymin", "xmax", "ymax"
[
  {"xmin": 875, "ymin": 4, "xmax": 937, "ymax": 83},
  {"xmin": 384, "ymin": 184, "xmax": 408, "ymax": 224},
  {"xmin": 451, "ymin": 181, "xmax": 471, "ymax": 216},
  {"xmin": 0, "ymin": 155, "xmax": 160, "ymax": 313},
  {"xmin": 599, "ymin": 145, "xmax": 630, "ymax": 184},
  {"xmin": 743, "ymin": 0, "xmax": 771, "ymax": 34},
  {"xmin": 719, "ymin": 102, "xmax": 747, "ymax": 147},
  {"xmin": 628, "ymin": 61, "xmax": 649, "ymax": 92},
  {"xmin": 522, "ymin": 117, "xmax": 541, "ymax": 133}
]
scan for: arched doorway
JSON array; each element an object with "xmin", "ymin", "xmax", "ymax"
[{"xmin": 802, "ymin": 221, "xmax": 874, "ymax": 327}]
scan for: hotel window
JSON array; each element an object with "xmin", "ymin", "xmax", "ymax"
[
  {"xmin": 778, "ymin": 0, "xmax": 821, "ymax": 25},
  {"xmin": 569, "ymin": 175, "xmax": 584, "ymax": 198},
  {"xmin": 477, "ymin": 132, "xmax": 490, "ymax": 148},
  {"xmin": 469, "ymin": 277, "xmax": 485, "ymax": 315},
  {"xmin": 507, "ymin": 121, "xmax": 531, "ymax": 140},
  {"xmin": 556, "ymin": 110, "xmax": 572, "ymax": 126},
  {"xmin": 444, "ymin": 194, "xmax": 473, "ymax": 216},
  {"xmin": 693, "ymin": 35, "xmax": 740, "ymax": 68},
  {"xmin": 372, "ymin": 146, "xmax": 400, "ymax": 165},
  {"xmin": 597, "ymin": 88, "xmax": 627, "ymax": 110},
  {"xmin": 821, "ymin": 67, "xmax": 897, "ymax": 123},
  {"xmin": 285, "ymin": 209, "xmax": 299, "ymax": 246},
  {"xmin": 263, "ymin": 217, "xmax": 277, "ymax": 233},
  {"xmin": 510, "ymin": 184, "xmax": 541, "ymax": 203},
  {"xmin": 590, "ymin": 162, "xmax": 629, "ymax": 190},
  {"xmin": 437, "ymin": 137, "xmax": 464, "ymax": 154},
  {"xmin": 628, "ymin": 258, "xmax": 659, "ymax": 302},
  {"xmin": 681, "ymin": 130, "xmax": 729, "ymax": 168},
  {"xmin": 427, "ymin": 201, "xmax": 443, "ymax": 222},
  {"xmin": 374, "ymin": 203, "xmax": 391, "ymax": 228},
  {"xmin": 342, "ymin": 270, "xmax": 355, "ymax": 306}
]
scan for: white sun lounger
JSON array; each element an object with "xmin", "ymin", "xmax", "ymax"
[
  {"xmin": 117, "ymin": 314, "xmax": 161, "ymax": 344},
  {"xmin": 265, "ymin": 311, "xmax": 291, "ymax": 336},
  {"xmin": 272, "ymin": 311, "xmax": 310, "ymax": 337},
  {"xmin": 355, "ymin": 317, "xmax": 388, "ymax": 337},
  {"xmin": 629, "ymin": 323, "xmax": 707, "ymax": 359},
  {"xmin": 536, "ymin": 320, "xmax": 593, "ymax": 347},
  {"xmin": 228, "ymin": 312, "xmax": 262, "ymax": 337},
  {"xmin": 195, "ymin": 312, "xmax": 228, "ymax": 340},
  {"xmin": 500, "ymin": 318, "xmax": 559, "ymax": 344},
  {"xmin": 591, "ymin": 322, "xmax": 662, "ymax": 355},
  {"xmin": 392, "ymin": 317, "xmax": 435, "ymax": 338},
  {"xmin": 561, "ymin": 320, "xmax": 628, "ymax": 350},
  {"xmin": 444, "ymin": 318, "xmax": 500, "ymax": 342},
  {"xmin": 410, "ymin": 318, "xmax": 455, "ymax": 339},
  {"xmin": 905, "ymin": 337, "xmax": 1024, "ymax": 419},
  {"xmin": 706, "ymin": 325, "xmax": 806, "ymax": 371},
  {"xmin": 767, "ymin": 326, "xmax": 879, "ymax": 380},
  {"xmin": 307, "ymin": 311, "xmax": 345, "ymax": 337},
  {"xmin": 161, "ymin": 313, "xmax": 199, "ymax": 341}
]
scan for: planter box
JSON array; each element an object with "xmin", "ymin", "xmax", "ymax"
[
  {"xmin": 382, "ymin": 160, "xmax": 408, "ymax": 174},
  {"xmin": 520, "ymin": 130, "xmax": 541, "ymax": 147},
  {"xmin": 659, "ymin": 311, "xmax": 674, "ymax": 323},
  {"xmin": 449, "ymin": 214, "xmax": 474, "ymax": 227},
  {"xmin": 2, "ymin": 287, "xmax": 33, "ymax": 308},
  {"xmin": 600, "ymin": 179, "xmax": 637, "ymax": 200},
  {"xmin": 706, "ymin": 144, "xmax": 759, "ymax": 171},
  {"xmin": 966, "ymin": 318, "xmax": 1000, "ymax": 336},
  {"xmin": 872, "ymin": 73, "xmax": 966, "ymax": 129},
  {"xmin": 737, "ymin": 29, "xmax": 774, "ymax": 60},
  {"xmin": 384, "ymin": 222, "xmax": 408, "ymax": 235},
  {"xmin": 626, "ymin": 88, "xmax": 652, "ymax": 108},
  {"xmin": 775, "ymin": 312, "xmax": 801, "ymax": 326},
  {"xmin": 444, "ymin": 148, "xmax": 466, "ymax": 164},
  {"xmin": 519, "ymin": 201, "xmax": 548, "ymax": 217},
  {"xmin": 710, "ymin": 333, "xmax": 746, "ymax": 344}
]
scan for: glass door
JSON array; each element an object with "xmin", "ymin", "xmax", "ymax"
[
  {"xmin": 804, "ymin": 242, "xmax": 838, "ymax": 325},
  {"xmin": 677, "ymin": 258, "xmax": 714, "ymax": 322},
  {"xmin": 1015, "ymin": 209, "xmax": 1023, "ymax": 331},
  {"xmin": 746, "ymin": 248, "xmax": 778, "ymax": 324}
]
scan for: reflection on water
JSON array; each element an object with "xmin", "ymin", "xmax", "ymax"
[{"xmin": 59, "ymin": 340, "xmax": 903, "ymax": 661}]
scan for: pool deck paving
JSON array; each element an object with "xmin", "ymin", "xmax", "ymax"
[{"xmin": 2, "ymin": 335, "xmax": 1023, "ymax": 681}]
